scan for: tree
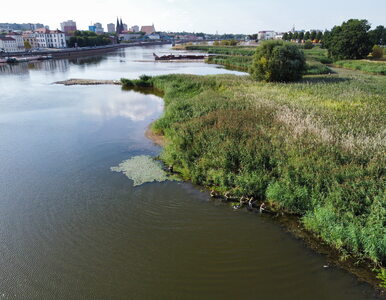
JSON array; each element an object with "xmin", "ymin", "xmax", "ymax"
[
  {"xmin": 293, "ymin": 32, "xmax": 299, "ymax": 40},
  {"xmin": 310, "ymin": 31, "xmax": 317, "ymax": 41},
  {"xmin": 371, "ymin": 45, "xmax": 383, "ymax": 58},
  {"xmin": 298, "ymin": 32, "xmax": 304, "ymax": 41},
  {"xmin": 288, "ymin": 32, "xmax": 293, "ymax": 40},
  {"xmin": 249, "ymin": 40, "xmax": 306, "ymax": 82},
  {"xmin": 304, "ymin": 31, "xmax": 310, "ymax": 40},
  {"xmin": 24, "ymin": 41, "xmax": 31, "ymax": 50},
  {"xmin": 249, "ymin": 34, "xmax": 258, "ymax": 41},
  {"xmin": 282, "ymin": 32, "xmax": 289, "ymax": 41},
  {"xmin": 316, "ymin": 31, "xmax": 323, "ymax": 41},
  {"xmin": 321, "ymin": 30, "xmax": 330, "ymax": 48},
  {"xmin": 369, "ymin": 25, "xmax": 386, "ymax": 45},
  {"xmin": 324, "ymin": 19, "xmax": 373, "ymax": 60}
]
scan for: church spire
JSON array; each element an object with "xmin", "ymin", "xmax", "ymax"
[
  {"xmin": 116, "ymin": 17, "xmax": 120, "ymax": 34},
  {"xmin": 120, "ymin": 18, "xmax": 124, "ymax": 33}
]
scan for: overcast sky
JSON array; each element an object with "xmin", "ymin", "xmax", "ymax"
[{"xmin": 1, "ymin": 0, "xmax": 385, "ymax": 33}]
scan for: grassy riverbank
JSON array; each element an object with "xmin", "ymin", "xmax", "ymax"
[
  {"xmin": 121, "ymin": 70, "xmax": 386, "ymax": 269},
  {"xmin": 182, "ymin": 45, "xmax": 331, "ymax": 75},
  {"xmin": 333, "ymin": 60, "xmax": 386, "ymax": 75}
]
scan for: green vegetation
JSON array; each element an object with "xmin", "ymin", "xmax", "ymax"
[
  {"xmin": 120, "ymin": 75, "xmax": 153, "ymax": 87},
  {"xmin": 371, "ymin": 45, "xmax": 384, "ymax": 59},
  {"xmin": 324, "ymin": 19, "xmax": 373, "ymax": 60},
  {"xmin": 121, "ymin": 70, "xmax": 386, "ymax": 265},
  {"xmin": 111, "ymin": 155, "xmax": 178, "ymax": 186},
  {"xmin": 249, "ymin": 40, "xmax": 306, "ymax": 82},
  {"xmin": 303, "ymin": 40, "xmax": 314, "ymax": 49},
  {"xmin": 185, "ymin": 45, "xmax": 256, "ymax": 56},
  {"xmin": 68, "ymin": 30, "xmax": 112, "ymax": 47},
  {"xmin": 369, "ymin": 25, "xmax": 386, "ymax": 46},
  {"xmin": 207, "ymin": 55, "xmax": 253, "ymax": 71},
  {"xmin": 376, "ymin": 268, "xmax": 386, "ymax": 288},
  {"xmin": 333, "ymin": 60, "xmax": 386, "ymax": 75},
  {"xmin": 213, "ymin": 40, "xmax": 237, "ymax": 46},
  {"xmin": 24, "ymin": 41, "xmax": 31, "ymax": 50},
  {"xmin": 184, "ymin": 44, "xmax": 331, "ymax": 75}
]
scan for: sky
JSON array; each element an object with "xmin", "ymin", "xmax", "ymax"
[{"xmin": 1, "ymin": 0, "xmax": 385, "ymax": 34}]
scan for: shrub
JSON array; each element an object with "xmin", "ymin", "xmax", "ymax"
[
  {"xmin": 304, "ymin": 40, "xmax": 314, "ymax": 49},
  {"xmin": 120, "ymin": 75, "xmax": 153, "ymax": 88},
  {"xmin": 249, "ymin": 40, "xmax": 306, "ymax": 82},
  {"xmin": 371, "ymin": 45, "xmax": 383, "ymax": 59}
]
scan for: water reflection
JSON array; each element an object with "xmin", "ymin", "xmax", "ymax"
[
  {"xmin": 69, "ymin": 55, "xmax": 106, "ymax": 66},
  {"xmin": 82, "ymin": 89, "xmax": 163, "ymax": 121},
  {"xmin": 0, "ymin": 59, "xmax": 70, "ymax": 76}
]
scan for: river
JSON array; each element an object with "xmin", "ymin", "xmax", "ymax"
[{"xmin": 0, "ymin": 45, "xmax": 380, "ymax": 299}]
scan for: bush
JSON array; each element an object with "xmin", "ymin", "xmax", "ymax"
[
  {"xmin": 120, "ymin": 75, "xmax": 153, "ymax": 88},
  {"xmin": 371, "ymin": 45, "xmax": 384, "ymax": 59},
  {"xmin": 249, "ymin": 40, "xmax": 306, "ymax": 82},
  {"xmin": 304, "ymin": 40, "xmax": 314, "ymax": 49}
]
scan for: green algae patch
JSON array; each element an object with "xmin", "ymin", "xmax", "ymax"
[{"xmin": 111, "ymin": 155, "xmax": 178, "ymax": 186}]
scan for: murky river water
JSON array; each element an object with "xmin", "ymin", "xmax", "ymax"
[{"xmin": 0, "ymin": 45, "xmax": 380, "ymax": 299}]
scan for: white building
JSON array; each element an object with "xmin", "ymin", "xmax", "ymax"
[
  {"xmin": 28, "ymin": 28, "xmax": 67, "ymax": 48},
  {"xmin": 258, "ymin": 30, "xmax": 276, "ymax": 40},
  {"xmin": 130, "ymin": 25, "xmax": 139, "ymax": 32},
  {"xmin": 119, "ymin": 33, "xmax": 142, "ymax": 41},
  {"xmin": 5, "ymin": 33, "xmax": 25, "ymax": 51},
  {"xmin": 0, "ymin": 37, "xmax": 20, "ymax": 53}
]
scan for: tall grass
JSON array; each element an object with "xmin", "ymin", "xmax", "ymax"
[
  {"xmin": 333, "ymin": 60, "xmax": 386, "ymax": 75},
  {"xmin": 122, "ymin": 71, "xmax": 386, "ymax": 265}
]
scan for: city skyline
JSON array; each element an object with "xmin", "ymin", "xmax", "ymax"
[{"xmin": 1, "ymin": 0, "xmax": 385, "ymax": 34}]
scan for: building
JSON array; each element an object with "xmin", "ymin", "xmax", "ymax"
[
  {"xmin": 123, "ymin": 24, "xmax": 128, "ymax": 31},
  {"xmin": 5, "ymin": 33, "xmax": 25, "ymax": 51},
  {"xmin": 0, "ymin": 37, "xmax": 19, "ymax": 53},
  {"xmin": 22, "ymin": 31, "xmax": 39, "ymax": 49},
  {"xmin": 119, "ymin": 33, "xmax": 142, "ymax": 41},
  {"xmin": 27, "ymin": 28, "xmax": 67, "ymax": 48},
  {"xmin": 107, "ymin": 23, "xmax": 115, "ymax": 33},
  {"xmin": 130, "ymin": 25, "xmax": 139, "ymax": 32},
  {"xmin": 141, "ymin": 25, "xmax": 156, "ymax": 35},
  {"xmin": 60, "ymin": 20, "xmax": 77, "ymax": 35},
  {"xmin": 0, "ymin": 23, "xmax": 45, "ymax": 31},
  {"xmin": 94, "ymin": 23, "xmax": 104, "ymax": 34},
  {"xmin": 258, "ymin": 30, "xmax": 276, "ymax": 40},
  {"xmin": 88, "ymin": 26, "xmax": 96, "ymax": 32}
]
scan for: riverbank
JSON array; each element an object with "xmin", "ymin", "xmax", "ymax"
[{"xmin": 122, "ymin": 71, "xmax": 385, "ymax": 292}]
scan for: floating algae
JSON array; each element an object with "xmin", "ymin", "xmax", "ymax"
[{"xmin": 111, "ymin": 155, "xmax": 178, "ymax": 186}]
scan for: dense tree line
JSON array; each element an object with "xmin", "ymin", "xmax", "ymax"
[
  {"xmin": 282, "ymin": 19, "xmax": 385, "ymax": 60},
  {"xmin": 68, "ymin": 30, "xmax": 112, "ymax": 47},
  {"xmin": 282, "ymin": 30, "xmax": 323, "ymax": 42}
]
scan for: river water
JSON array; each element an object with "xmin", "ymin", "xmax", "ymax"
[{"xmin": 0, "ymin": 45, "xmax": 380, "ymax": 299}]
